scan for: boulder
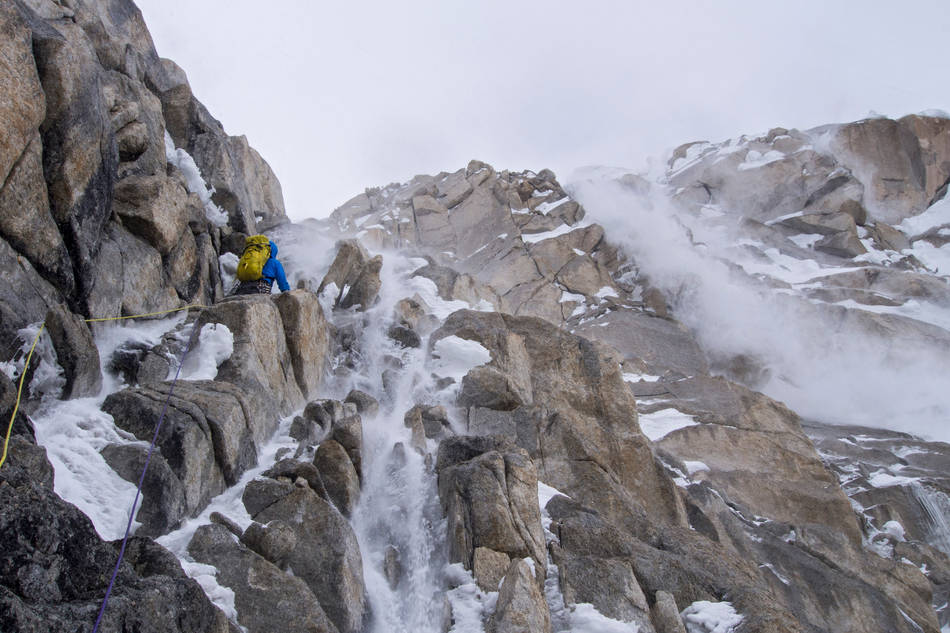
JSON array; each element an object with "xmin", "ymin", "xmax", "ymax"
[
  {"xmin": 550, "ymin": 545, "xmax": 653, "ymax": 630},
  {"xmin": 831, "ymin": 116, "xmax": 950, "ymax": 223},
  {"xmin": 329, "ymin": 413, "xmax": 364, "ymax": 481},
  {"xmin": 388, "ymin": 324, "xmax": 422, "ymax": 348},
  {"xmin": 437, "ymin": 438, "xmax": 546, "ymax": 580},
  {"xmin": 0, "ymin": 447, "xmax": 228, "ymax": 633},
  {"xmin": 262, "ymin": 458, "xmax": 328, "ymax": 500},
  {"xmin": 652, "ymin": 591, "xmax": 687, "ymax": 633},
  {"xmin": 197, "ymin": 296, "xmax": 305, "ymax": 415},
  {"xmin": 253, "ymin": 488, "xmax": 366, "ymax": 633},
  {"xmin": 43, "ymin": 303, "xmax": 102, "ymax": 399},
  {"xmin": 239, "ymin": 520, "xmax": 298, "ymax": 569},
  {"xmin": 317, "ymin": 240, "xmax": 382, "ymax": 310},
  {"xmin": 112, "ymin": 173, "xmax": 201, "ymax": 255},
  {"xmin": 344, "ymin": 389, "xmax": 379, "ymax": 418},
  {"xmin": 242, "ymin": 477, "xmax": 295, "ymax": 517},
  {"xmin": 100, "ymin": 442, "xmax": 185, "ymax": 537},
  {"xmin": 313, "ymin": 440, "xmax": 360, "ymax": 516},
  {"xmin": 103, "ymin": 383, "xmax": 225, "ymax": 518},
  {"xmin": 432, "ymin": 311, "xmax": 686, "ymax": 531},
  {"xmin": 487, "ymin": 559, "xmax": 552, "ymax": 633},
  {"xmin": 103, "ymin": 380, "xmax": 272, "ymax": 524},
  {"xmin": 814, "ymin": 229, "xmax": 867, "ymax": 258},
  {"xmin": 473, "ymin": 546, "xmax": 512, "ymax": 592},
  {"xmin": 273, "ymin": 290, "xmax": 330, "ymax": 400},
  {"xmin": 188, "ymin": 523, "xmax": 337, "ymax": 633}
]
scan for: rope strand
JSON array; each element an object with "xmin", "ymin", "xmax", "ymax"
[{"xmin": 90, "ymin": 320, "xmax": 201, "ymax": 632}]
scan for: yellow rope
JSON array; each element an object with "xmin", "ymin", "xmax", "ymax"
[
  {"xmin": 0, "ymin": 304, "xmax": 207, "ymax": 469},
  {"xmin": 0, "ymin": 324, "xmax": 45, "ymax": 469},
  {"xmin": 83, "ymin": 304, "xmax": 207, "ymax": 323}
]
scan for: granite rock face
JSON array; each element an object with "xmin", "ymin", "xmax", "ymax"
[{"xmin": 3, "ymin": 2, "xmax": 950, "ymax": 631}]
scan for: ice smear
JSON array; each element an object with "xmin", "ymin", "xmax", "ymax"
[
  {"xmin": 157, "ymin": 414, "xmax": 296, "ymax": 620},
  {"xmin": 638, "ymin": 408, "xmax": 699, "ymax": 441},
  {"xmin": 623, "ymin": 372, "xmax": 662, "ymax": 383},
  {"xmin": 868, "ymin": 470, "xmax": 920, "ymax": 488},
  {"xmin": 409, "ymin": 276, "xmax": 494, "ymax": 319},
  {"xmin": 430, "ymin": 336, "xmax": 491, "ymax": 382},
  {"xmin": 179, "ymin": 323, "xmax": 234, "ymax": 381},
  {"xmin": 684, "ymin": 461, "xmax": 710, "ymax": 475},
  {"xmin": 184, "ymin": 561, "xmax": 238, "ymax": 622},
  {"xmin": 32, "ymin": 398, "xmax": 140, "ymax": 540},
  {"xmin": 899, "ymin": 195, "xmax": 950, "ymax": 236},
  {"xmin": 27, "ymin": 315, "xmax": 188, "ymax": 540},
  {"xmin": 521, "ymin": 222, "xmax": 588, "ymax": 244},
  {"xmin": 569, "ymin": 603, "xmax": 640, "ymax": 632},
  {"xmin": 219, "ymin": 252, "xmax": 239, "ymax": 292},
  {"xmin": 164, "ymin": 132, "xmax": 229, "ymax": 226},
  {"xmin": 681, "ymin": 601, "xmax": 743, "ymax": 633},
  {"xmin": 444, "ymin": 564, "xmax": 498, "ymax": 633}
]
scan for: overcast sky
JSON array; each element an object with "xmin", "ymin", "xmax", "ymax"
[{"xmin": 136, "ymin": 0, "xmax": 950, "ymax": 221}]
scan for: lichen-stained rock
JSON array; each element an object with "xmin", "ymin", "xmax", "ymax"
[
  {"xmin": 189, "ymin": 524, "xmax": 338, "ymax": 633},
  {"xmin": 0, "ymin": 3, "xmax": 46, "ymax": 187},
  {"xmin": 197, "ymin": 296, "xmax": 305, "ymax": 416},
  {"xmin": 487, "ymin": 558, "xmax": 552, "ymax": 633},
  {"xmin": 0, "ymin": 133, "xmax": 74, "ymax": 295},
  {"xmin": 43, "ymin": 303, "xmax": 102, "ymax": 399},
  {"xmin": 112, "ymin": 173, "xmax": 203, "ymax": 255},
  {"xmin": 0, "ymin": 448, "xmax": 229, "ymax": 633},
  {"xmin": 273, "ymin": 290, "xmax": 330, "ymax": 399},
  {"xmin": 436, "ymin": 436, "xmax": 546, "ymax": 583},
  {"xmin": 29, "ymin": 15, "xmax": 119, "ymax": 295},
  {"xmin": 432, "ymin": 310, "xmax": 686, "ymax": 532},
  {"xmin": 253, "ymin": 487, "xmax": 365, "ymax": 633}
]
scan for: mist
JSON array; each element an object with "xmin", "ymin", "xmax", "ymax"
[{"xmin": 570, "ymin": 175, "xmax": 950, "ymax": 443}]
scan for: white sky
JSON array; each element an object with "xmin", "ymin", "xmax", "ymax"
[{"xmin": 136, "ymin": 0, "xmax": 950, "ymax": 221}]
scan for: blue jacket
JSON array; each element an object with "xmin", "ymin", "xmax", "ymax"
[{"xmin": 261, "ymin": 241, "xmax": 290, "ymax": 292}]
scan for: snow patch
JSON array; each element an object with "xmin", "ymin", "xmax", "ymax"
[
  {"xmin": 430, "ymin": 336, "xmax": 491, "ymax": 382},
  {"xmin": 638, "ymin": 408, "xmax": 699, "ymax": 441},
  {"xmin": 569, "ymin": 603, "xmax": 641, "ymax": 632},
  {"xmin": 179, "ymin": 323, "xmax": 234, "ymax": 381},
  {"xmin": 681, "ymin": 601, "xmax": 743, "ymax": 633},
  {"xmin": 164, "ymin": 132, "xmax": 229, "ymax": 226}
]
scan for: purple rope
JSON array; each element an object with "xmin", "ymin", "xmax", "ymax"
[{"xmin": 91, "ymin": 323, "xmax": 201, "ymax": 633}]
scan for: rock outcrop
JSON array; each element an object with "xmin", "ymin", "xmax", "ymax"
[{"xmin": 2, "ymin": 2, "xmax": 950, "ymax": 631}]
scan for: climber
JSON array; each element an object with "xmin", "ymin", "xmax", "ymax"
[{"xmin": 232, "ymin": 235, "xmax": 291, "ymax": 295}]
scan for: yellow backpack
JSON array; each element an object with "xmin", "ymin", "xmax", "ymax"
[{"xmin": 236, "ymin": 235, "xmax": 271, "ymax": 281}]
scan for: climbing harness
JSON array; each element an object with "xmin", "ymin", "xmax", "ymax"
[{"xmin": 0, "ymin": 303, "xmax": 207, "ymax": 631}]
